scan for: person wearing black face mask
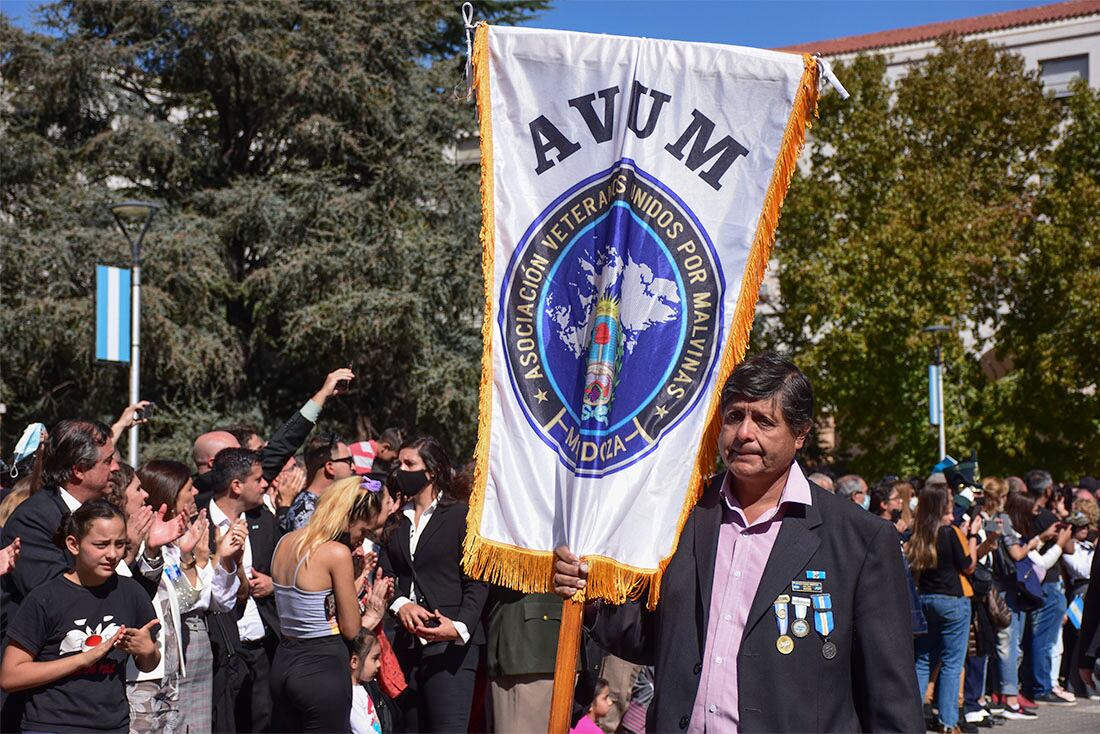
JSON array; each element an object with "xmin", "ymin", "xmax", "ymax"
[
  {"xmin": 377, "ymin": 435, "xmax": 488, "ymax": 733},
  {"xmin": 870, "ymin": 482, "xmax": 907, "ymax": 536}
]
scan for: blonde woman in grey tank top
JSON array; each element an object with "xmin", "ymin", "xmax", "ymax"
[{"xmin": 269, "ymin": 476, "xmax": 394, "ymax": 733}]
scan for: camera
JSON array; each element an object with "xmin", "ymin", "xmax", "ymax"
[{"xmin": 135, "ymin": 402, "xmax": 156, "ymax": 420}]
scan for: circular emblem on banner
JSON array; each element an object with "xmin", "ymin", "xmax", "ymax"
[{"xmin": 500, "ymin": 160, "xmax": 724, "ymax": 477}]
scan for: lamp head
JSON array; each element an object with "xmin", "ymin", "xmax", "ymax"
[{"xmin": 109, "ymin": 200, "xmax": 159, "ymax": 220}]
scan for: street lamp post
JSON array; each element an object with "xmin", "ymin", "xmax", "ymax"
[
  {"xmin": 923, "ymin": 324, "xmax": 951, "ymax": 461},
  {"xmin": 108, "ymin": 201, "xmax": 159, "ymax": 466}
]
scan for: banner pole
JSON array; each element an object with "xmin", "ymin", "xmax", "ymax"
[{"xmin": 548, "ymin": 598, "xmax": 584, "ymax": 734}]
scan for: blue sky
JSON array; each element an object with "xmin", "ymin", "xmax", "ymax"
[
  {"xmin": 527, "ymin": 1, "xmax": 1052, "ymax": 48},
  {"xmin": 3, "ymin": 0, "xmax": 1053, "ymax": 48}
]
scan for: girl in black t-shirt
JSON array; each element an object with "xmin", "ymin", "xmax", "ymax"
[{"xmin": 0, "ymin": 501, "xmax": 160, "ymax": 734}]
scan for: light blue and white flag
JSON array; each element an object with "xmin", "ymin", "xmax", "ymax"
[
  {"xmin": 1068, "ymin": 594, "xmax": 1084, "ymax": 629},
  {"xmin": 96, "ymin": 265, "xmax": 131, "ymax": 362}
]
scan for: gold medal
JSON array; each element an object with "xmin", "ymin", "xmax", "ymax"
[{"xmin": 776, "ymin": 634, "xmax": 794, "ymax": 655}]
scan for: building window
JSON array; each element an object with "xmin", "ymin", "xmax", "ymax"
[{"xmin": 1039, "ymin": 54, "xmax": 1088, "ymax": 98}]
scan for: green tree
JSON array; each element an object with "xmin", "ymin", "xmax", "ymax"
[
  {"xmin": 759, "ymin": 39, "xmax": 1099, "ymax": 479},
  {"xmin": 0, "ymin": 0, "xmax": 546, "ymax": 460}
]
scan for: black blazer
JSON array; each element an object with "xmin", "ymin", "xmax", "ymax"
[
  {"xmin": 244, "ymin": 504, "xmax": 283, "ymax": 637},
  {"xmin": 204, "ymin": 503, "xmax": 283, "ymax": 642},
  {"xmin": 591, "ymin": 473, "xmax": 924, "ymax": 733},
  {"xmin": 379, "ymin": 500, "xmax": 489, "ymax": 651},
  {"xmin": 1075, "ymin": 542, "xmax": 1100, "ymax": 672}
]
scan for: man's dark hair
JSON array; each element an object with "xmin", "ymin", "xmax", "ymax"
[
  {"xmin": 42, "ymin": 419, "xmax": 112, "ymax": 487},
  {"xmin": 719, "ymin": 351, "xmax": 813, "ymax": 435},
  {"xmin": 1025, "ymin": 469, "xmax": 1053, "ymax": 499},
  {"xmin": 211, "ymin": 447, "xmax": 261, "ymax": 496},
  {"xmin": 303, "ymin": 434, "xmax": 341, "ymax": 485},
  {"xmin": 222, "ymin": 424, "xmax": 262, "ymax": 448}
]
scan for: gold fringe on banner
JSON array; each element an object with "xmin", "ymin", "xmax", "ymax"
[
  {"xmin": 461, "ymin": 22, "xmax": 562, "ymax": 594},
  {"xmin": 462, "ymin": 38, "xmax": 822, "ymax": 608}
]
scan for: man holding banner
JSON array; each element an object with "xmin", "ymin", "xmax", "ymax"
[
  {"xmin": 554, "ymin": 353, "xmax": 924, "ymax": 732},
  {"xmin": 460, "ymin": 17, "xmax": 920, "ymax": 734}
]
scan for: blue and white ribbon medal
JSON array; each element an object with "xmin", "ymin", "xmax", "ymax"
[
  {"xmin": 812, "ymin": 593, "xmax": 837, "ymax": 659},
  {"xmin": 774, "ymin": 594, "xmax": 793, "ymax": 655}
]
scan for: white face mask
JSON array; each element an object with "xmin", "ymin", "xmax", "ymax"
[
  {"xmin": 909, "ymin": 497, "xmax": 919, "ymax": 512},
  {"xmin": 860, "ymin": 496, "xmax": 871, "ymax": 511}
]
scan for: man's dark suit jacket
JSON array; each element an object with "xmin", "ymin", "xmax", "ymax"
[
  {"xmin": 204, "ymin": 503, "xmax": 283, "ymax": 733},
  {"xmin": 591, "ymin": 473, "xmax": 924, "ymax": 733},
  {"xmin": 1075, "ymin": 542, "xmax": 1100, "ymax": 674},
  {"xmin": 0, "ymin": 487, "xmax": 159, "ymax": 631},
  {"xmin": 379, "ymin": 500, "xmax": 490, "ymax": 654}
]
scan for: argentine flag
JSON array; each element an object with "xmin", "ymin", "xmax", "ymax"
[
  {"xmin": 96, "ymin": 265, "xmax": 130, "ymax": 362},
  {"xmin": 1068, "ymin": 594, "xmax": 1084, "ymax": 629}
]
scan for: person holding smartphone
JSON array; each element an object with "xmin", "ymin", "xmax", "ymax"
[{"xmin": 378, "ymin": 436, "xmax": 489, "ymax": 733}]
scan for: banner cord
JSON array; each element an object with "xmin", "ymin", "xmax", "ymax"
[
  {"xmin": 814, "ymin": 54, "xmax": 850, "ymax": 99},
  {"xmin": 462, "ymin": 3, "xmax": 476, "ymax": 100}
]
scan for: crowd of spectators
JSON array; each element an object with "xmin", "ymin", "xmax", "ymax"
[
  {"xmin": 811, "ymin": 458, "xmax": 1099, "ymax": 732},
  {"xmin": 0, "ymin": 365, "xmax": 1096, "ymax": 734}
]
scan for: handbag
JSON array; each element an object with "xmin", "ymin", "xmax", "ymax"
[
  {"xmin": 970, "ymin": 562, "xmax": 994, "ymax": 599},
  {"xmin": 1014, "ymin": 557, "xmax": 1045, "ymax": 613},
  {"xmin": 985, "ymin": 588, "xmax": 1012, "ymax": 629}
]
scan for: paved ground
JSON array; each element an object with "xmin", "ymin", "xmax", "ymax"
[{"xmin": 1010, "ymin": 696, "xmax": 1100, "ymax": 733}]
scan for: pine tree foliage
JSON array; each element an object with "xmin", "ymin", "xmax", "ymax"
[{"xmin": 0, "ymin": 0, "xmax": 547, "ymax": 460}]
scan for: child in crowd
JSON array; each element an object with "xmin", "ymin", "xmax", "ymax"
[
  {"xmin": 0, "ymin": 501, "xmax": 160, "ymax": 733},
  {"xmin": 571, "ymin": 678, "xmax": 613, "ymax": 734},
  {"xmin": 349, "ymin": 630, "xmax": 393, "ymax": 734}
]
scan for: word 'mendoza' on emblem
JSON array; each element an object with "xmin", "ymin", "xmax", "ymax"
[
  {"xmin": 528, "ymin": 81, "xmax": 750, "ymax": 191},
  {"xmin": 500, "ymin": 160, "xmax": 724, "ymax": 478}
]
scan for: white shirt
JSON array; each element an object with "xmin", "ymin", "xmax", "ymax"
[
  {"xmin": 1064, "ymin": 539, "xmax": 1094, "ymax": 582},
  {"xmin": 209, "ymin": 499, "xmax": 266, "ymax": 642},
  {"xmin": 389, "ymin": 497, "xmax": 470, "ymax": 645},
  {"xmin": 350, "ymin": 684, "xmax": 381, "ymax": 734},
  {"xmin": 59, "ymin": 488, "xmax": 82, "ymax": 513}
]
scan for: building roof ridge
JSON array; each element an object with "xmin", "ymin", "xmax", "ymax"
[{"xmin": 776, "ymin": 0, "xmax": 1100, "ymax": 56}]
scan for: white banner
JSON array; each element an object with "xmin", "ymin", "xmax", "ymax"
[{"xmin": 464, "ymin": 24, "xmax": 824, "ymax": 606}]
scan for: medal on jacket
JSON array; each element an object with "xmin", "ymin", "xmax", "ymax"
[
  {"xmin": 791, "ymin": 596, "xmax": 811, "ymax": 638},
  {"xmin": 812, "ymin": 593, "xmax": 836, "ymax": 659},
  {"xmin": 774, "ymin": 594, "xmax": 793, "ymax": 655}
]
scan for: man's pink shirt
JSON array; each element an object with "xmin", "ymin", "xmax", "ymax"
[{"xmin": 687, "ymin": 462, "xmax": 813, "ymax": 733}]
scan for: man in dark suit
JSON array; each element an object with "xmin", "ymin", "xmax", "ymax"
[
  {"xmin": 0, "ymin": 419, "xmax": 177, "ymax": 730},
  {"xmin": 205, "ymin": 448, "xmax": 283, "ymax": 733},
  {"xmin": 555, "ymin": 352, "xmax": 923, "ymax": 732}
]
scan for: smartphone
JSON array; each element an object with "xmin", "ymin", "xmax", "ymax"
[
  {"xmin": 336, "ymin": 362, "xmax": 353, "ymax": 392},
  {"xmin": 135, "ymin": 402, "xmax": 156, "ymax": 420}
]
